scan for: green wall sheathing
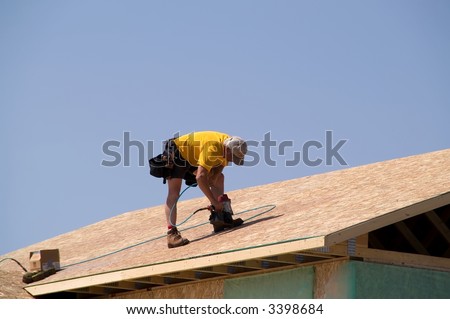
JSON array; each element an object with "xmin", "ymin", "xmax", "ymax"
[
  {"xmin": 224, "ymin": 267, "xmax": 314, "ymax": 299},
  {"xmin": 223, "ymin": 260, "xmax": 450, "ymax": 299},
  {"xmin": 319, "ymin": 261, "xmax": 450, "ymax": 298},
  {"xmin": 352, "ymin": 261, "xmax": 450, "ymax": 298}
]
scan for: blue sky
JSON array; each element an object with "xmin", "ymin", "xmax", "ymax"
[{"xmin": 1, "ymin": 0, "xmax": 449, "ymax": 255}]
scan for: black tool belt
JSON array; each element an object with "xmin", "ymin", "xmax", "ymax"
[
  {"xmin": 148, "ymin": 138, "xmax": 176, "ymax": 184},
  {"xmin": 149, "ymin": 138, "xmax": 197, "ymax": 186}
]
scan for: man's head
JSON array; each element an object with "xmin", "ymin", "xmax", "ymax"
[{"xmin": 224, "ymin": 136, "xmax": 247, "ymax": 165}]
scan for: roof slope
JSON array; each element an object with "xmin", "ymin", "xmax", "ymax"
[
  {"xmin": 0, "ymin": 268, "xmax": 32, "ymax": 299},
  {"xmin": 1, "ymin": 148, "xmax": 449, "ymax": 297}
]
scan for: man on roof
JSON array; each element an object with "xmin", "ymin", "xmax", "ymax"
[{"xmin": 150, "ymin": 131, "xmax": 248, "ymax": 248}]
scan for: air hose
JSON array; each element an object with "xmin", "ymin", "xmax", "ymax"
[
  {"xmin": 168, "ymin": 183, "xmax": 200, "ymax": 227},
  {"xmin": 2, "ymin": 187, "xmax": 277, "ymax": 282},
  {"xmin": 62, "ymin": 185, "xmax": 276, "ymax": 269}
]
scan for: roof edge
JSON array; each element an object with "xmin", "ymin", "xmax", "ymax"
[
  {"xmin": 25, "ymin": 235, "xmax": 325, "ymax": 296},
  {"xmin": 325, "ymin": 191, "xmax": 450, "ymax": 246}
]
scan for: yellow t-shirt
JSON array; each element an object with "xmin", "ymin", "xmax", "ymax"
[{"xmin": 174, "ymin": 131, "xmax": 229, "ymax": 172}]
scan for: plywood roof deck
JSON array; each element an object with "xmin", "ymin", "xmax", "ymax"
[{"xmin": 1, "ymin": 148, "xmax": 449, "ymax": 298}]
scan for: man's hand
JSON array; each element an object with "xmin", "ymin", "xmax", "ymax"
[{"xmin": 211, "ymin": 201, "xmax": 223, "ymax": 213}]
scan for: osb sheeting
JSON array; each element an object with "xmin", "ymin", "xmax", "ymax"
[
  {"xmin": 110, "ymin": 289, "xmax": 154, "ymax": 299},
  {"xmin": 1, "ymin": 149, "xmax": 450, "ymax": 296},
  {"xmin": 314, "ymin": 260, "xmax": 349, "ymax": 298},
  {"xmin": 110, "ymin": 279, "xmax": 224, "ymax": 299},
  {"xmin": 0, "ymin": 269, "xmax": 32, "ymax": 299},
  {"xmin": 153, "ymin": 279, "xmax": 224, "ymax": 299}
]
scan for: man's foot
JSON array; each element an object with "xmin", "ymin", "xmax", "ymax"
[{"xmin": 167, "ymin": 227, "xmax": 189, "ymax": 248}]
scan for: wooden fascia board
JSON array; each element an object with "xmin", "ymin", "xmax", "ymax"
[
  {"xmin": 25, "ymin": 235, "xmax": 325, "ymax": 296},
  {"xmin": 358, "ymin": 248, "xmax": 450, "ymax": 272},
  {"xmin": 325, "ymin": 192, "xmax": 450, "ymax": 247}
]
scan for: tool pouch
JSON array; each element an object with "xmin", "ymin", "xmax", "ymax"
[
  {"xmin": 149, "ymin": 139, "xmax": 176, "ymax": 184},
  {"xmin": 148, "ymin": 154, "xmax": 171, "ymax": 183}
]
